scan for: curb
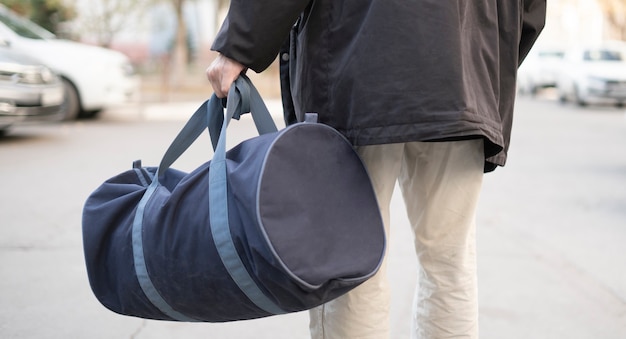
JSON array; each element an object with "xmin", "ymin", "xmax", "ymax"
[{"xmin": 104, "ymin": 99, "xmax": 285, "ymax": 123}]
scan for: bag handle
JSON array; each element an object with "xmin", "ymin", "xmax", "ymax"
[
  {"xmin": 133, "ymin": 75, "xmax": 284, "ymax": 321},
  {"xmin": 208, "ymin": 76, "xmax": 286, "ymax": 315},
  {"xmin": 155, "ymin": 74, "xmax": 278, "ymax": 179}
]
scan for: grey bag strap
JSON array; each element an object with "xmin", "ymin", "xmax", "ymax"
[
  {"xmin": 156, "ymin": 74, "xmax": 278, "ymax": 178},
  {"xmin": 132, "ymin": 75, "xmax": 281, "ymax": 321},
  {"xmin": 156, "ymin": 97, "xmax": 221, "ymax": 177},
  {"xmin": 209, "ymin": 75, "xmax": 285, "ymax": 315}
]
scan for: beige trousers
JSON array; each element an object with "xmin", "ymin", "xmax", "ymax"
[{"xmin": 309, "ymin": 140, "xmax": 484, "ymax": 339}]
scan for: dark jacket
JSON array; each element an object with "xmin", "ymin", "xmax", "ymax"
[{"xmin": 212, "ymin": 0, "xmax": 546, "ymax": 172}]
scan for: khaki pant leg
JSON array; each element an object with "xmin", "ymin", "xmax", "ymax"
[{"xmin": 398, "ymin": 140, "xmax": 484, "ymax": 339}]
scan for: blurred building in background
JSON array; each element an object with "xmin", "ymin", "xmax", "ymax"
[{"xmin": 540, "ymin": 0, "xmax": 626, "ymax": 48}]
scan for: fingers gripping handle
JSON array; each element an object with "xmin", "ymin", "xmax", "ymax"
[{"xmin": 155, "ymin": 74, "xmax": 278, "ymax": 179}]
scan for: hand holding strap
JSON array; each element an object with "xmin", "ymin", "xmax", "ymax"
[{"xmin": 155, "ymin": 74, "xmax": 278, "ymax": 179}]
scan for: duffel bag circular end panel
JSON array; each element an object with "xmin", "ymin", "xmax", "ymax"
[{"xmin": 256, "ymin": 123, "xmax": 386, "ymax": 290}]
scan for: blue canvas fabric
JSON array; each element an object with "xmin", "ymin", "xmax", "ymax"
[{"xmin": 82, "ymin": 76, "xmax": 386, "ymax": 322}]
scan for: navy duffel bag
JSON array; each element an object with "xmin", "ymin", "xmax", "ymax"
[{"xmin": 82, "ymin": 75, "xmax": 385, "ymax": 322}]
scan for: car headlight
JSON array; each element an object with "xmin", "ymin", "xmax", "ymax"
[
  {"xmin": 14, "ymin": 70, "xmax": 42, "ymax": 84},
  {"xmin": 15, "ymin": 66, "xmax": 58, "ymax": 84},
  {"xmin": 39, "ymin": 66, "xmax": 57, "ymax": 83}
]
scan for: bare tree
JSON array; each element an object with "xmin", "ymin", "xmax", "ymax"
[
  {"xmin": 169, "ymin": 0, "xmax": 188, "ymax": 88},
  {"xmin": 0, "ymin": 0, "xmax": 76, "ymax": 35},
  {"xmin": 147, "ymin": 0, "xmax": 197, "ymax": 89},
  {"xmin": 80, "ymin": 0, "xmax": 149, "ymax": 48}
]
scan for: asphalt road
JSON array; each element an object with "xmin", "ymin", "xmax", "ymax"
[{"xmin": 1, "ymin": 94, "xmax": 625, "ymax": 339}]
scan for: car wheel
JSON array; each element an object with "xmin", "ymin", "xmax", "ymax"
[
  {"xmin": 61, "ymin": 79, "xmax": 80, "ymax": 121},
  {"xmin": 79, "ymin": 109, "xmax": 102, "ymax": 119},
  {"xmin": 573, "ymin": 86, "xmax": 587, "ymax": 107},
  {"xmin": 529, "ymin": 84, "xmax": 540, "ymax": 97},
  {"xmin": 558, "ymin": 90, "xmax": 568, "ymax": 104}
]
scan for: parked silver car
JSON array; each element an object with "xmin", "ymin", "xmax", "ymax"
[
  {"xmin": 557, "ymin": 43, "xmax": 626, "ymax": 107},
  {"xmin": 517, "ymin": 47, "xmax": 564, "ymax": 95},
  {"xmin": 0, "ymin": 46, "xmax": 64, "ymax": 134}
]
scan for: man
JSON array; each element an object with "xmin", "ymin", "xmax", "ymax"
[{"xmin": 207, "ymin": 1, "xmax": 546, "ymax": 338}]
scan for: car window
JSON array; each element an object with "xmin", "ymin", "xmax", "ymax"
[
  {"xmin": 0, "ymin": 9, "xmax": 55, "ymax": 40},
  {"xmin": 583, "ymin": 49, "xmax": 624, "ymax": 62},
  {"xmin": 538, "ymin": 51, "xmax": 564, "ymax": 59}
]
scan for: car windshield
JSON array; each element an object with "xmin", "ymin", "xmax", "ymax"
[
  {"xmin": 583, "ymin": 49, "xmax": 624, "ymax": 62},
  {"xmin": 0, "ymin": 8, "xmax": 55, "ymax": 40}
]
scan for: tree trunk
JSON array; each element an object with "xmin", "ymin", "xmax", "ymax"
[{"xmin": 171, "ymin": 0, "xmax": 188, "ymax": 89}]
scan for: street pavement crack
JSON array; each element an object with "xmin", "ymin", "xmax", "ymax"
[{"xmin": 130, "ymin": 319, "xmax": 147, "ymax": 339}]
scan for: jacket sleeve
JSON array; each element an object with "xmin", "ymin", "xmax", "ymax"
[
  {"xmin": 519, "ymin": 0, "xmax": 546, "ymax": 65},
  {"xmin": 211, "ymin": 0, "xmax": 310, "ymax": 73}
]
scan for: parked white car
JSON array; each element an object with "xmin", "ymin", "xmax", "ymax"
[
  {"xmin": 0, "ymin": 5, "xmax": 139, "ymax": 120},
  {"xmin": 518, "ymin": 47, "xmax": 564, "ymax": 95},
  {"xmin": 556, "ymin": 43, "xmax": 626, "ymax": 107}
]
